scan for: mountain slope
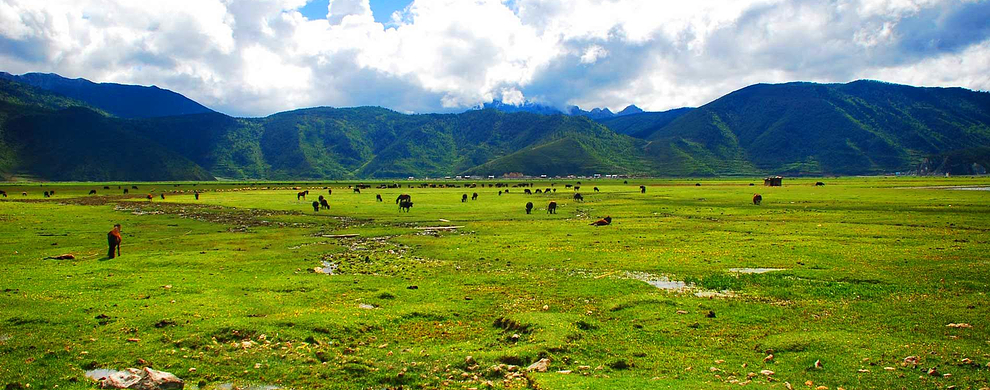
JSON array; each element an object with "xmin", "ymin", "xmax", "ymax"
[
  {"xmin": 645, "ymin": 81, "xmax": 990, "ymax": 175},
  {"xmin": 0, "ymin": 72, "xmax": 214, "ymax": 118},
  {"xmin": 597, "ymin": 108, "xmax": 694, "ymax": 138}
]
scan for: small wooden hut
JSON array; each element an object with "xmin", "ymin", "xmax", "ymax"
[{"xmin": 764, "ymin": 176, "xmax": 783, "ymax": 186}]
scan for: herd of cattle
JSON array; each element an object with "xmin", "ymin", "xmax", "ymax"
[{"xmin": 0, "ymin": 180, "xmax": 816, "ymax": 227}]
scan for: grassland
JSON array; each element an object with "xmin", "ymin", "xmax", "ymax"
[{"xmin": 1, "ymin": 177, "xmax": 989, "ymax": 389}]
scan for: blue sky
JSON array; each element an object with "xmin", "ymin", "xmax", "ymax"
[
  {"xmin": 299, "ymin": 0, "xmax": 409, "ymax": 24},
  {"xmin": 1, "ymin": 0, "xmax": 988, "ymax": 117}
]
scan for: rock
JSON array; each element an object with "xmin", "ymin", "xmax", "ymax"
[
  {"xmin": 763, "ymin": 354, "xmax": 774, "ymax": 362},
  {"xmin": 946, "ymin": 323, "xmax": 972, "ymax": 328},
  {"xmin": 676, "ymin": 310, "xmax": 688, "ymax": 315},
  {"xmin": 760, "ymin": 370, "xmax": 774, "ymax": 376},
  {"xmin": 903, "ymin": 356, "xmax": 919, "ymax": 365},
  {"xmin": 526, "ymin": 358, "xmax": 551, "ymax": 372},
  {"xmin": 557, "ymin": 370, "xmax": 571, "ymax": 374},
  {"xmin": 98, "ymin": 367, "xmax": 184, "ymax": 389},
  {"xmin": 465, "ymin": 356, "xmax": 477, "ymax": 365},
  {"xmin": 541, "ymin": 305, "xmax": 549, "ymax": 311},
  {"xmin": 927, "ymin": 367, "xmax": 940, "ymax": 376},
  {"xmin": 784, "ymin": 382, "xmax": 793, "ymax": 390},
  {"xmin": 857, "ymin": 369, "xmax": 870, "ymax": 373}
]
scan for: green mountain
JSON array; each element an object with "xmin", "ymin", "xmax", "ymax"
[
  {"xmin": 641, "ymin": 80, "xmax": 990, "ymax": 176},
  {"xmin": 1, "ymin": 75, "xmax": 989, "ymax": 181},
  {"xmin": 0, "ymin": 72, "xmax": 214, "ymax": 119}
]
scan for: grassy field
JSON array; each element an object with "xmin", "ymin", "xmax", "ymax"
[{"xmin": 1, "ymin": 177, "xmax": 989, "ymax": 389}]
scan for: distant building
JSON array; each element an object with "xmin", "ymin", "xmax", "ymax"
[{"xmin": 764, "ymin": 176, "xmax": 783, "ymax": 186}]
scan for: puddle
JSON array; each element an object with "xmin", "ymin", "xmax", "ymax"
[
  {"xmin": 622, "ymin": 272, "xmax": 692, "ymax": 290},
  {"xmin": 728, "ymin": 268, "xmax": 784, "ymax": 274},
  {"xmin": 85, "ymin": 369, "xmax": 120, "ymax": 381},
  {"xmin": 315, "ymin": 261, "xmax": 337, "ymax": 275}
]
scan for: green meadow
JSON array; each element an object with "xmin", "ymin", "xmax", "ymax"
[{"xmin": 1, "ymin": 177, "xmax": 989, "ymax": 389}]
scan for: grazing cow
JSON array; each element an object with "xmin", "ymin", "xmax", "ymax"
[
  {"xmin": 328, "ymin": 189, "xmax": 333, "ymax": 195},
  {"xmin": 753, "ymin": 194, "xmax": 762, "ymax": 205},
  {"xmin": 815, "ymin": 182, "xmax": 825, "ymax": 186},
  {"xmin": 574, "ymin": 186, "xmax": 580, "ymax": 191},
  {"xmin": 44, "ymin": 191, "xmax": 50, "ymax": 198},
  {"xmin": 535, "ymin": 189, "xmax": 543, "ymax": 194},
  {"xmin": 498, "ymin": 190, "xmax": 503, "ymax": 196},
  {"xmin": 399, "ymin": 200, "xmax": 413, "ymax": 212},
  {"xmin": 312, "ymin": 201, "xmax": 320, "ymax": 212},
  {"xmin": 376, "ymin": 194, "xmax": 383, "ymax": 202},
  {"xmin": 160, "ymin": 193, "xmax": 166, "ymax": 200},
  {"xmin": 526, "ymin": 202, "xmax": 533, "ymax": 214},
  {"xmin": 640, "ymin": 185, "xmax": 646, "ymax": 194},
  {"xmin": 0, "ymin": 190, "xmax": 6, "ymax": 197},
  {"xmin": 695, "ymin": 183, "xmax": 701, "ymax": 186},
  {"xmin": 590, "ymin": 216, "xmax": 612, "ymax": 226},
  {"xmin": 353, "ymin": 188, "xmax": 361, "ymax": 194},
  {"xmin": 396, "ymin": 194, "xmax": 411, "ymax": 204},
  {"xmin": 297, "ymin": 191, "xmax": 307, "ymax": 200},
  {"xmin": 547, "ymin": 201, "xmax": 557, "ymax": 214},
  {"xmin": 89, "ymin": 189, "xmax": 97, "ymax": 195},
  {"xmin": 461, "ymin": 194, "xmax": 468, "ymax": 202},
  {"xmin": 544, "ymin": 188, "xmax": 551, "ymax": 193},
  {"xmin": 624, "ymin": 180, "xmax": 628, "ymax": 184},
  {"xmin": 123, "ymin": 189, "xmax": 129, "ymax": 194},
  {"xmin": 146, "ymin": 194, "xmax": 153, "ymax": 200},
  {"xmin": 22, "ymin": 192, "xmax": 27, "ymax": 196},
  {"xmin": 524, "ymin": 189, "xmax": 532, "ymax": 195},
  {"xmin": 594, "ymin": 187, "xmax": 600, "ymax": 192},
  {"xmin": 565, "ymin": 184, "xmax": 572, "ymax": 188},
  {"xmin": 574, "ymin": 193, "xmax": 583, "ymax": 202},
  {"xmin": 472, "ymin": 192, "xmax": 478, "ymax": 200},
  {"xmin": 320, "ymin": 197, "xmax": 330, "ymax": 210},
  {"xmin": 132, "ymin": 185, "xmax": 138, "ymax": 189},
  {"xmin": 749, "ymin": 183, "xmax": 755, "ymax": 186},
  {"xmin": 194, "ymin": 192, "xmax": 199, "ymax": 200},
  {"xmin": 103, "ymin": 186, "xmax": 110, "ymax": 190},
  {"xmin": 50, "ymin": 190, "xmax": 54, "ymax": 196}
]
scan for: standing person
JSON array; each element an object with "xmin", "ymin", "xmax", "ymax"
[{"xmin": 107, "ymin": 224, "xmax": 122, "ymax": 259}]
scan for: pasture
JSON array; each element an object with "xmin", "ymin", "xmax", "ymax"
[{"xmin": 1, "ymin": 177, "xmax": 989, "ymax": 389}]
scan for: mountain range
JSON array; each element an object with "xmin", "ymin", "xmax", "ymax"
[{"xmin": 1, "ymin": 72, "xmax": 988, "ymax": 181}]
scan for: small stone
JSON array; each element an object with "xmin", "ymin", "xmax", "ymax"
[
  {"xmin": 784, "ymin": 382, "xmax": 793, "ymax": 390},
  {"xmin": 946, "ymin": 323, "xmax": 972, "ymax": 328},
  {"xmin": 857, "ymin": 369, "xmax": 870, "ymax": 373},
  {"xmin": 542, "ymin": 305, "xmax": 549, "ymax": 311},
  {"xmin": 927, "ymin": 367, "xmax": 940, "ymax": 376},
  {"xmin": 903, "ymin": 356, "xmax": 918, "ymax": 365},
  {"xmin": 557, "ymin": 370, "xmax": 571, "ymax": 374},
  {"xmin": 884, "ymin": 367, "xmax": 896, "ymax": 371},
  {"xmin": 760, "ymin": 370, "xmax": 774, "ymax": 376},
  {"xmin": 527, "ymin": 358, "xmax": 551, "ymax": 372},
  {"xmin": 126, "ymin": 338, "xmax": 140, "ymax": 343},
  {"xmin": 676, "ymin": 310, "xmax": 688, "ymax": 315},
  {"xmin": 763, "ymin": 354, "xmax": 774, "ymax": 362}
]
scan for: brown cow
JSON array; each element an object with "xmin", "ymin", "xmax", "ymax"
[
  {"xmin": 753, "ymin": 194, "xmax": 762, "ymax": 205},
  {"xmin": 590, "ymin": 216, "xmax": 612, "ymax": 226},
  {"xmin": 297, "ymin": 191, "xmax": 307, "ymax": 200},
  {"xmin": 399, "ymin": 200, "xmax": 413, "ymax": 212},
  {"xmin": 107, "ymin": 224, "xmax": 122, "ymax": 259}
]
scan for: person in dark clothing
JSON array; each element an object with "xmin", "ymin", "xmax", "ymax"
[{"xmin": 107, "ymin": 224, "xmax": 122, "ymax": 259}]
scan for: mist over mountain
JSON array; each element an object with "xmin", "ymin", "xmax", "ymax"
[{"xmin": 1, "ymin": 74, "xmax": 988, "ymax": 181}]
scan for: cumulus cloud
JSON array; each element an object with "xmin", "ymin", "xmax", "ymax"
[{"xmin": 0, "ymin": 0, "xmax": 988, "ymax": 116}]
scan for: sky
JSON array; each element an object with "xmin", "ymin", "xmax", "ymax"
[{"xmin": 1, "ymin": 0, "xmax": 989, "ymax": 117}]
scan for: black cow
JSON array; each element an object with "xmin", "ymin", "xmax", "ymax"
[
  {"xmin": 461, "ymin": 194, "xmax": 468, "ymax": 202},
  {"xmin": 160, "ymin": 193, "xmax": 166, "ymax": 200},
  {"xmin": 640, "ymin": 185, "xmax": 646, "ymax": 194},
  {"xmin": 399, "ymin": 200, "xmax": 413, "ymax": 212},
  {"xmin": 123, "ymin": 189, "xmax": 129, "ymax": 194},
  {"xmin": 353, "ymin": 188, "xmax": 361, "ymax": 194},
  {"xmin": 376, "ymin": 194, "xmax": 383, "ymax": 202},
  {"xmin": 695, "ymin": 183, "xmax": 701, "ymax": 186},
  {"xmin": 524, "ymin": 189, "xmax": 532, "ymax": 195},
  {"xmin": 312, "ymin": 201, "xmax": 320, "ymax": 212},
  {"xmin": 552, "ymin": 188, "xmax": 556, "ymax": 193},
  {"xmin": 1, "ymin": 190, "xmax": 7, "ymax": 198},
  {"xmin": 328, "ymin": 189, "xmax": 333, "ymax": 195},
  {"xmin": 396, "ymin": 194, "xmax": 411, "ymax": 204},
  {"xmin": 574, "ymin": 186, "xmax": 580, "ymax": 191},
  {"xmin": 103, "ymin": 186, "xmax": 110, "ymax": 190},
  {"xmin": 89, "ymin": 190, "xmax": 97, "ymax": 195},
  {"xmin": 535, "ymin": 189, "xmax": 542, "ymax": 194},
  {"xmin": 565, "ymin": 184, "xmax": 572, "ymax": 188},
  {"xmin": 547, "ymin": 201, "xmax": 557, "ymax": 214},
  {"xmin": 44, "ymin": 191, "xmax": 50, "ymax": 198},
  {"xmin": 815, "ymin": 182, "xmax": 825, "ymax": 186},
  {"xmin": 753, "ymin": 194, "xmax": 762, "ymax": 205},
  {"xmin": 593, "ymin": 187, "xmax": 599, "ymax": 192},
  {"xmin": 574, "ymin": 193, "xmax": 583, "ymax": 202},
  {"xmin": 132, "ymin": 185, "xmax": 138, "ymax": 189},
  {"xmin": 526, "ymin": 202, "xmax": 533, "ymax": 214},
  {"xmin": 498, "ymin": 190, "xmax": 503, "ymax": 196},
  {"xmin": 472, "ymin": 193, "xmax": 478, "ymax": 200},
  {"xmin": 194, "ymin": 192, "xmax": 199, "ymax": 200}
]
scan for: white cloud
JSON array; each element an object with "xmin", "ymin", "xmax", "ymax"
[{"xmin": 0, "ymin": 0, "xmax": 987, "ymax": 116}]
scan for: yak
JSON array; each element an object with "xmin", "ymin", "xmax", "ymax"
[
  {"xmin": 376, "ymin": 194, "xmax": 383, "ymax": 202},
  {"xmin": 399, "ymin": 200, "xmax": 413, "ymax": 212},
  {"xmin": 573, "ymin": 193, "xmax": 583, "ymax": 202},
  {"xmin": 461, "ymin": 194, "xmax": 468, "ymax": 202},
  {"xmin": 472, "ymin": 193, "xmax": 478, "ymax": 200},
  {"xmin": 320, "ymin": 196, "xmax": 330, "ymax": 210},
  {"xmin": 312, "ymin": 201, "xmax": 320, "ymax": 212},
  {"xmin": 396, "ymin": 194, "xmax": 411, "ymax": 204},
  {"xmin": 89, "ymin": 190, "xmax": 97, "ymax": 195},
  {"xmin": 640, "ymin": 185, "xmax": 646, "ymax": 194},
  {"xmin": 103, "ymin": 186, "xmax": 110, "ymax": 190},
  {"xmin": 328, "ymin": 189, "xmax": 333, "ymax": 195},
  {"xmin": 498, "ymin": 190, "xmax": 503, "ymax": 196},
  {"xmin": 160, "ymin": 193, "xmax": 166, "ymax": 200},
  {"xmin": 590, "ymin": 216, "xmax": 612, "ymax": 226},
  {"xmin": 535, "ymin": 189, "xmax": 542, "ymax": 194},
  {"xmin": 44, "ymin": 191, "xmax": 50, "ymax": 198},
  {"xmin": 194, "ymin": 192, "xmax": 200, "ymax": 200},
  {"xmin": 526, "ymin": 202, "xmax": 533, "ymax": 214},
  {"xmin": 574, "ymin": 186, "xmax": 580, "ymax": 191},
  {"xmin": 753, "ymin": 194, "xmax": 763, "ymax": 205},
  {"xmin": 593, "ymin": 187, "xmax": 600, "ymax": 192},
  {"xmin": 524, "ymin": 189, "xmax": 532, "ymax": 195},
  {"xmin": 815, "ymin": 182, "xmax": 825, "ymax": 186},
  {"xmin": 123, "ymin": 189, "xmax": 129, "ymax": 194},
  {"xmin": 547, "ymin": 201, "xmax": 557, "ymax": 214},
  {"xmin": 353, "ymin": 188, "xmax": 361, "ymax": 194},
  {"xmin": 0, "ymin": 190, "xmax": 6, "ymax": 198}
]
